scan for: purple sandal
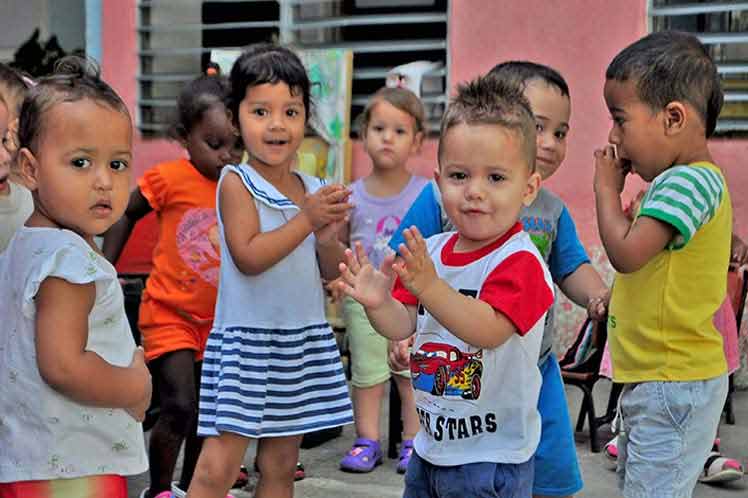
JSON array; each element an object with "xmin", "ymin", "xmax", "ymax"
[
  {"xmin": 340, "ymin": 437, "xmax": 383, "ymax": 473},
  {"xmin": 397, "ymin": 439, "xmax": 414, "ymax": 474}
]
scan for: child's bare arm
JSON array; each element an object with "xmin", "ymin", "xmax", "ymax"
[
  {"xmin": 102, "ymin": 187, "xmax": 153, "ymax": 264},
  {"xmin": 559, "ymin": 263, "xmax": 608, "ymax": 315},
  {"xmin": 731, "ymin": 232, "xmax": 748, "ymax": 266},
  {"xmin": 220, "ymin": 173, "xmax": 351, "ymax": 275},
  {"xmin": 35, "ymin": 277, "xmax": 152, "ymax": 419},
  {"xmin": 594, "ymin": 146, "xmax": 673, "ymax": 273},
  {"xmin": 316, "ymin": 219, "xmax": 349, "ymax": 280},
  {"xmin": 338, "ymin": 243, "xmax": 416, "ymax": 340},
  {"xmin": 395, "ymin": 228, "xmax": 516, "ymax": 349}
]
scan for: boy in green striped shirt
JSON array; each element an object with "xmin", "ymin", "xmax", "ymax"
[{"xmin": 594, "ymin": 31, "xmax": 731, "ymax": 498}]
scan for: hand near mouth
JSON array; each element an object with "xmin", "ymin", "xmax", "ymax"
[{"xmin": 593, "ymin": 145, "xmax": 629, "ymax": 195}]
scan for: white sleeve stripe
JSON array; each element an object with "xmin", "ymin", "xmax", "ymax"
[
  {"xmin": 645, "ymin": 199, "xmax": 697, "ymax": 236},
  {"xmin": 648, "ymin": 189, "xmax": 703, "ymax": 227}
]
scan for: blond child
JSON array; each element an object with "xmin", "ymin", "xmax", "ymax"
[
  {"xmin": 338, "ymin": 87, "xmax": 428, "ymax": 474},
  {"xmin": 389, "ymin": 61, "xmax": 606, "ymax": 497},
  {"xmin": 0, "ymin": 63, "xmax": 33, "ymax": 252}
]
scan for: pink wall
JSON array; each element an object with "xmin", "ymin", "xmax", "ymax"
[
  {"xmin": 101, "ymin": 0, "xmax": 184, "ymax": 183},
  {"xmin": 103, "ymin": 0, "xmax": 748, "ymax": 246}
]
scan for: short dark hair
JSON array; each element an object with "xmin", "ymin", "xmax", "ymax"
[
  {"xmin": 170, "ymin": 74, "xmax": 231, "ymax": 140},
  {"xmin": 359, "ymin": 86, "xmax": 426, "ymax": 135},
  {"xmin": 228, "ymin": 43, "xmax": 311, "ymax": 123},
  {"xmin": 18, "ymin": 56, "xmax": 130, "ymax": 152},
  {"xmin": 439, "ymin": 75, "xmax": 537, "ymax": 171},
  {"xmin": 487, "ymin": 60, "xmax": 569, "ymax": 98},
  {"xmin": 606, "ymin": 31, "xmax": 723, "ymax": 137}
]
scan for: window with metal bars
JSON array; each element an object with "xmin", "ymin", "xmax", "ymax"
[
  {"xmin": 650, "ymin": 0, "xmax": 748, "ymax": 134},
  {"xmin": 137, "ymin": 0, "xmax": 449, "ymax": 136}
]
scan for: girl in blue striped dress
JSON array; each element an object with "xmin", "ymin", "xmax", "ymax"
[{"xmin": 187, "ymin": 44, "xmax": 354, "ymax": 498}]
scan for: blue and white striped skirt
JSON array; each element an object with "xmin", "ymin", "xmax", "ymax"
[{"xmin": 197, "ymin": 323, "xmax": 353, "ymax": 438}]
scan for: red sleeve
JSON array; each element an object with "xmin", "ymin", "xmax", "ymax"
[
  {"xmin": 137, "ymin": 164, "xmax": 169, "ymax": 212},
  {"xmin": 392, "ymin": 276, "xmax": 418, "ymax": 306},
  {"xmin": 478, "ymin": 251, "xmax": 554, "ymax": 335}
]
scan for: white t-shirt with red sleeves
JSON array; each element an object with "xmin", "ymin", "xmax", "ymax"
[{"xmin": 393, "ymin": 223, "xmax": 554, "ymax": 466}]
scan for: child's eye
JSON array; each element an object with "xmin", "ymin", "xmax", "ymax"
[
  {"xmin": 372, "ymin": 125, "xmax": 384, "ymax": 132},
  {"xmin": 536, "ymin": 123, "xmax": 544, "ymax": 132},
  {"xmin": 611, "ymin": 115, "xmax": 624, "ymax": 126},
  {"xmin": 252, "ymin": 108, "xmax": 268, "ymax": 117},
  {"xmin": 286, "ymin": 109, "xmax": 300, "ymax": 118},
  {"xmin": 489, "ymin": 173, "xmax": 505, "ymax": 183},
  {"xmin": 555, "ymin": 130, "xmax": 567, "ymax": 140},
  {"xmin": 207, "ymin": 141, "xmax": 222, "ymax": 150},
  {"xmin": 71, "ymin": 158, "xmax": 91, "ymax": 169},
  {"xmin": 110, "ymin": 160, "xmax": 128, "ymax": 171},
  {"xmin": 448, "ymin": 171, "xmax": 467, "ymax": 181}
]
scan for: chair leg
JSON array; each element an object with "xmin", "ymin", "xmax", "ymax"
[
  {"xmin": 725, "ymin": 373, "xmax": 735, "ymax": 425},
  {"xmin": 388, "ymin": 378, "xmax": 403, "ymax": 459},
  {"xmin": 586, "ymin": 385, "xmax": 600, "ymax": 453},
  {"xmin": 597, "ymin": 382, "xmax": 623, "ymax": 426},
  {"xmin": 576, "ymin": 388, "xmax": 589, "ymax": 433}
]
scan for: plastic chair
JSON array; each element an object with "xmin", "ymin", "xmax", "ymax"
[
  {"xmin": 559, "ymin": 318, "xmax": 617, "ymax": 453},
  {"xmin": 724, "ymin": 266, "xmax": 748, "ymax": 425}
]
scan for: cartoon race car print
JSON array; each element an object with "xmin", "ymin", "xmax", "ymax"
[{"xmin": 410, "ymin": 342, "xmax": 483, "ymax": 400}]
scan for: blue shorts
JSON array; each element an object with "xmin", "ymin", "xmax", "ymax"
[
  {"xmin": 617, "ymin": 376, "xmax": 727, "ymax": 498},
  {"xmin": 403, "ymin": 452, "xmax": 534, "ymax": 498},
  {"xmin": 534, "ymin": 353, "xmax": 584, "ymax": 496}
]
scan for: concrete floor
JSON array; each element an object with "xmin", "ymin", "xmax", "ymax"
[{"xmin": 128, "ymin": 381, "xmax": 748, "ymax": 498}]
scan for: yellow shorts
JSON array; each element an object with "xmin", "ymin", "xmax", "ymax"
[{"xmin": 343, "ymin": 297, "xmax": 409, "ymax": 388}]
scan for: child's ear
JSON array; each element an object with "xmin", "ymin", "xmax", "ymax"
[
  {"xmin": 522, "ymin": 171, "xmax": 541, "ymax": 207},
  {"xmin": 433, "ymin": 167, "xmax": 441, "ymax": 187},
  {"xmin": 663, "ymin": 101, "xmax": 687, "ymax": 135},
  {"xmin": 18, "ymin": 148, "xmax": 40, "ymax": 191},
  {"xmin": 411, "ymin": 131, "xmax": 424, "ymax": 154}
]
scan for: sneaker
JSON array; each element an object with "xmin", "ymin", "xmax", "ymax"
[
  {"xmin": 339, "ymin": 437, "xmax": 383, "ymax": 473},
  {"xmin": 396, "ymin": 439, "xmax": 414, "ymax": 474},
  {"xmin": 603, "ymin": 435, "xmax": 618, "ymax": 471}
]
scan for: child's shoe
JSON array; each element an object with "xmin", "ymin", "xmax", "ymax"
[
  {"xmin": 396, "ymin": 439, "xmax": 414, "ymax": 474},
  {"xmin": 171, "ymin": 482, "xmax": 235, "ymax": 498},
  {"xmin": 339, "ymin": 437, "xmax": 383, "ymax": 473},
  {"xmin": 603, "ymin": 435, "xmax": 618, "ymax": 471},
  {"xmin": 138, "ymin": 490, "xmax": 173, "ymax": 498},
  {"xmin": 698, "ymin": 438, "xmax": 744, "ymax": 484}
]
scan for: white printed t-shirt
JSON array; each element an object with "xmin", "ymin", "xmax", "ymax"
[
  {"xmin": 392, "ymin": 223, "xmax": 554, "ymax": 466},
  {"xmin": 0, "ymin": 227, "xmax": 148, "ymax": 482}
]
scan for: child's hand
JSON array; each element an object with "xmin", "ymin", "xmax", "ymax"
[
  {"xmin": 301, "ymin": 184, "xmax": 352, "ymax": 231},
  {"xmin": 731, "ymin": 233, "xmax": 748, "ymax": 266},
  {"xmin": 587, "ymin": 289, "xmax": 610, "ymax": 322},
  {"xmin": 337, "ymin": 242, "xmax": 395, "ymax": 310},
  {"xmin": 326, "ymin": 276, "xmax": 345, "ymax": 301},
  {"xmin": 388, "ymin": 338, "xmax": 411, "ymax": 371},
  {"xmin": 315, "ymin": 216, "xmax": 348, "ymax": 247},
  {"xmin": 125, "ymin": 347, "xmax": 152, "ymax": 422},
  {"xmin": 593, "ymin": 145, "xmax": 630, "ymax": 195},
  {"xmin": 393, "ymin": 227, "xmax": 438, "ymax": 298}
]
